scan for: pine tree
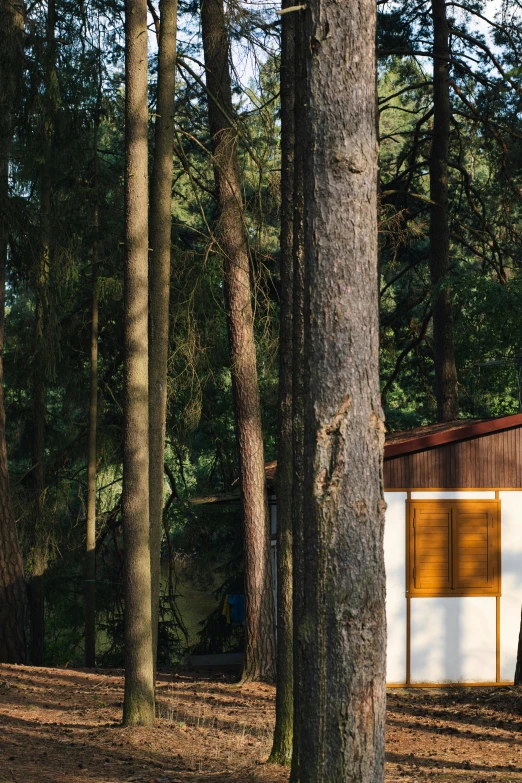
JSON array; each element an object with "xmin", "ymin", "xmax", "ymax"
[
  {"xmin": 149, "ymin": 0, "xmax": 178, "ymax": 676},
  {"xmin": 200, "ymin": 0, "xmax": 276, "ymax": 682},
  {"xmin": 0, "ymin": 0, "xmax": 28, "ymax": 665},
  {"xmin": 29, "ymin": 0, "xmax": 57, "ymax": 666},
  {"xmin": 430, "ymin": 0, "xmax": 459, "ymax": 421},
  {"xmin": 294, "ymin": 0, "xmax": 386, "ymax": 778},
  {"xmin": 122, "ymin": 0, "xmax": 155, "ymax": 727},
  {"xmin": 269, "ymin": 0, "xmax": 295, "ymax": 765},
  {"xmin": 289, "ymin": 8, "xmax": 306, "ymax": 780},
  {"xmin": 84, "ymin": 108, "xmax": 101, "ymax": 669}
]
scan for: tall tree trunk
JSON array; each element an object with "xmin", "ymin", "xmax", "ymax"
[
  {"xmin": 289, "ymin": 10, "xmax": 306, "ymax": 781},
  {"xmin": 122, "ymin": 0, "xmax": 155, "ymax": 727},
  {"xmin": 0, "ymin": 0, "xmax": 28, "ymax": 665},
  {"xmin": 269, "ymin": 0, "xmax": 295, "ymax": 766},
  {"xmin": 149, "ymin": 0, "xmax": 177, "ymax": 678},
  {"xmin": 200, "ymin": 0, "xmax": 276, "ymax": 682},
  {"xmin": 84, "ymin": 119, "xmax": 100, "ymax": 669},
  {"xmin": 30, "ymin": 0, "xmax": 57, "ymax": 666},
  {"xmin": 430, "ymin": 0, "xmax": 458, "ymax": 422},
  {"xmin": 297, "ymin": 0, "xmax": 386, "ymax": 778}
]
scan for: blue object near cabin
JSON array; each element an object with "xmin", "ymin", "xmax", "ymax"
[{"xmin": 228, "ymin": 594, "xmax": 245, "ymax": 624}]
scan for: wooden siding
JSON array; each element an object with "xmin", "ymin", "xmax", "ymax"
[{"xmin": 384, "ymin": 426, "xmax": 522, "ymax": 488}]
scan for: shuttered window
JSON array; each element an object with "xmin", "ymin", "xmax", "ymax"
[{"xmin": 407, "ymin": 500, "xmax": 500, "ymax": 596}]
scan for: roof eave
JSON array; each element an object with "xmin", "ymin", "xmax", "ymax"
[{"xmin": 384, "ymin": 412, "xmax": 522, "ymax": 460}]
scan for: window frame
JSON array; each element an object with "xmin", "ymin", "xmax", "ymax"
[{"xmin": 406, "ymin": 499, "xmax": 501, "ymax": 598}]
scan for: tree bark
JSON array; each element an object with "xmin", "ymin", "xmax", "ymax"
[
  {"xmin": 0, "ymin": 0, "xmax": 28, "ymax": 665},
  {"xmin": 200, "ymin": 0, "xmax": 276, "ymax": 682},
  {"xmin": 84, "ymin": 118, "xmax": 100, "ymax": 669},
  {"xmin": 268, "ymin": 0, "xmax": 295, "ymax": 764},
  {"xmin": 430, "ymin": 0, "xmax": 459, "ymax": 422},
  {"xmin": 122, "ymin": 0, "xmax": 155, "ymax": 727},
  {"xmin": 289, "ymin": 11, "xmax": 306, "ymax": 781},
  {"xmin": 29, "ymin": 0, "xmax": 57, "ymax": 666},
  {"xmin": 149, "ymin": 0, "xmax": 177, "ymax": 679},
  {"xmin": 297, "ymin": 0, "xmax": 386, "ymax": 778}
]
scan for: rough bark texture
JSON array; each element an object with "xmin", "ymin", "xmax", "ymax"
[
  {"xmin": 200, "ymin": 0, "xmax": 276, "ymax": 683},
  {"xmin": 0, "ymin": 0, "xmax": 28, "ymax": 665},
  {"xmin": 30, "ymin": 0, "xmax": 56, "ymax": 667},
  {"xmin": 149, "ymin": 0, "xmax": 177, "ymax": 678},
  {"xmin": 85, "ymin": 121, "xmax": 100, "ymax": 669},
  {"xmin": 268, "ymin": 0, "xmax": 295, "ymax": 764},
  {"xmin": 430, "ymin": 0, "xmax": 459, "ymax": 422},
  {"xmin": 289, "ymin": 11, "xmax": 306, "ymax": 781},
  {"xmin": 297, "ymin": 0, "xmax": 386, "ymax": 779},
  {"xmin": 122, "ymin": 0, "xmax": 155, "ymax": 727}
]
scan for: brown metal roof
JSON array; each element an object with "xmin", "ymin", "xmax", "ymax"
[
  {"xmin": 189, "ymin": 490, "xmax": 240, "ymax": 506},
  {"xmin": 384, "ymin": 412, "xmax": 522, "ymax": 459},
  {"xmin": 189, "ymin": 460, "xmax": 278, "ymax": 506}
]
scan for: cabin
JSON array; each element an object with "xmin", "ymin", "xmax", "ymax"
[{"xmin": 268, "ymin": 413, "xmax": 522, "ymax": 686}]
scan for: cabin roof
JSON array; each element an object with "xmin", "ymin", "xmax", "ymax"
[{"xmin": 384, "ymin": 412, "xmax": 522, "ymax": 459}]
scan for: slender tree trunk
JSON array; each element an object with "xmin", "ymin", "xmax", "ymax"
[
  {"xmin": 289, "ymin": 11, "xmax": 306, "ymax": 780},
  {"xmin": 0, "ymin": 0, "xmax": 28, "ymax": 665},
  {"xmin": 200, "ymin": 0, "xmax": 276, "ymax": 682},
  {"xmin": 85, "ymin": 119, "xmax": 100, "ymax": 669},
  {"xmin": 149, "ymin": 0, "xmax": 177, "ymax": 678},
  {"xmin": 297, "ymin": 0, "xmax": 386, "ymax": 778},
  {"xmin": 269, "ymin": 0, "xmax": 295, "ymax": 766},
  {"xmin": 122, "ymin": 0, "xmax": 155, "ymax": 727},
  {"xmin": 29, "ymin": 0, "xmax": 57, "ymax": 666},
  {"xmin": 430, "ymin": 0, "xmax": 458, "ymax": 422}
]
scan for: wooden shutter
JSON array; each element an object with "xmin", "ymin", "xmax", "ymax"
[
  {"xmin": 453, "ymin": 502, "xmax": 499, "ymax": 593},
  {"xmin": 411, "ymin": 503, "xmax": 451, "ymax": 592},
  {"xmin": 407, "ymin": 499, "xmax": 501, "ymax": 596}
]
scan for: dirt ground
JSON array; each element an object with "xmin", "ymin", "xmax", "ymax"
[{"xmin": 1, "ymin": 665, "xmax": 522, "ymax": 783}]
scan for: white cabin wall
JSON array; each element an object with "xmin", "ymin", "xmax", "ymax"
[
  {"xmin": 384, "ymin": 492, "xmax": 407, "ymax": 684},
  {"xmin": 410, "ymin": 596, "xmax": 496, "ymax": 683}
]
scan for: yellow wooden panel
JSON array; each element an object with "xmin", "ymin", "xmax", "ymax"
[{"xmin": 407, "ymin": 499, "xmax": 501, "ymax": 597}]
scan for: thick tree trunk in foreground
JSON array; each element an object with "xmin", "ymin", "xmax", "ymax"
[
  {"xmin": 200, "ymin": 0, "xmax": 276, "ymax": 682},
  {"xmin": 0, "ymin": 0, "xmax": 28, "ymax": 665},
  {"xmin": 297, "ymin": 0, "xmax": 386, "ymax": 778},
  {"xmin": 149, "ymin": 0, "xmax": 177, "ymax": 677},
  {"xmin": 268, "ymin": 0, "xmax": 295, "ymax": 766},
  {"xmin": 122, "ymin": 0, "xmax": 155, "ymax": 727},
  {"xmin": 84, "ymin": 122, "xmax": 100, "ymax": 669},
  {"xmin": 430, "ymin": 0, "xmax": 458, "ymax": 422},
  {"xmin": 289, "ymin": 11, "xmax": 306, "ymax": 781}
]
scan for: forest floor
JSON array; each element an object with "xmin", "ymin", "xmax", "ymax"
[{"xmin": 1, "ymin": 666, "xmax": 522, "ymax": 783}]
